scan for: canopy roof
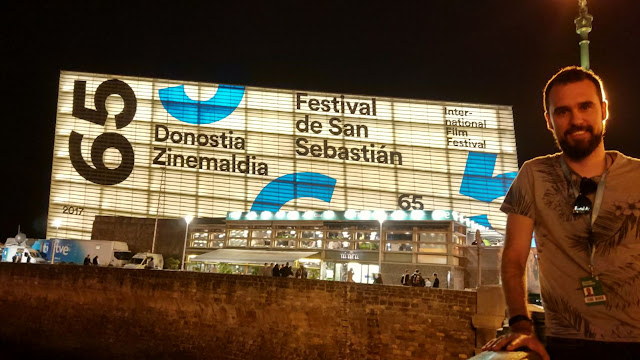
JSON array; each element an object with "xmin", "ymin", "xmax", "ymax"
[{"xmin": 191, "ymin": 249, "xmax": 319, "ymax": 264}]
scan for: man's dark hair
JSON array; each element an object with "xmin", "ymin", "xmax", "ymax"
[{"xmin": 543, "ymin": 66, "xmax": 605, "ymax": 114}]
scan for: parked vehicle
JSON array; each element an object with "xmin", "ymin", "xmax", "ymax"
[
  {"xmin": 1, "ymin": 245, "xmax": 47, "ymax": 264},
  {"xmin": 124, "ymin": 252, "xmax": 164, "ymax": 270},
  {"xmin": 32, "ymin": 239, "xmax": 133, "ymax": 267}
]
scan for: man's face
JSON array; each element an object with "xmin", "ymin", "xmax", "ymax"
[{"xmin": 545, "ymin": 79, "xmax": 608, "ymax": 160}]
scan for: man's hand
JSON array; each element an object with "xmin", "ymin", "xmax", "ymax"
[{"xmin": 481, "ymin": 333, "xmax": 550, "ymax": 360}]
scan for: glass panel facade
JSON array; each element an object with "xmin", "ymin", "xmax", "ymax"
[
  {"xmin": 228, "ymin": 238, "xmax": 247, "ymax": 247},
  {"xmin": 229, "ymin": 229, "xmax": 249, "ymax": 238},
  {"xmin": 418, "ymin": 244, "xmax": 447, "ymax": 253},
  {"xmin": 418, "ymin": 254, "xmax": 447, "ymax": 264},
  {"xmin": 419, "ymin": 233, "xmax": 446, "ymax": 242},
  {"xmin": 186, "ymin": 218, "xmax": 468, "ymax": 268},
  {"xmin": 48, "ymin": 72, "xmax": 517, "ymax": 243},
  {"xmin": 386, "ymin": 242, "xmax": 413, "ymax": 252}
]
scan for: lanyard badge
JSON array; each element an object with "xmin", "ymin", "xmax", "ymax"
[
  {"xmin": 580, "ymin": 276, "xmax": 607, "ymax": 306},
  {"xmin": 560, "ymin": 157, "xmax": 610, "ymax": 307}
]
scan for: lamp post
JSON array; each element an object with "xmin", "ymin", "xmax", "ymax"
[
  {"xmin": 181, "ymin": 215, "xmax": 194, "ymax": 270},
  {"xmin": 475, "ymin": 229, "xmax": 482, "ymax": 288},
  {"xmin": 373, "ymin": 210, "xmax": 387, "ymax": 277},
  {"xmin": 51, "ymin": 219, "xmax": 62, "ymax": 264}
]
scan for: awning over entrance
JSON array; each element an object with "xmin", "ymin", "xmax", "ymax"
[{"xmin": 191, "ymin": 249, "xmax": 319, "ymax": 264}]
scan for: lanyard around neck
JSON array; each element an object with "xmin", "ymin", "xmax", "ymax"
[{"xmin": 559, "ymin": 156, "xmax": 609, "ymax": 277}]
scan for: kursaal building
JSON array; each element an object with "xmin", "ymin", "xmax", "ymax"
[{"xmin": 47, "ymin": 71, "xmax": 519, "ymax": 286}]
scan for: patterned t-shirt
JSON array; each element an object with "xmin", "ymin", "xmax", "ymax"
[{"xmin": 501, "ymin": 151, "xmax": 640, "ymax": 341}]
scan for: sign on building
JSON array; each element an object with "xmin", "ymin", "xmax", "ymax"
[{"xmin": 48, "ymin": 72, "xmax": 518, "ymax": 239}]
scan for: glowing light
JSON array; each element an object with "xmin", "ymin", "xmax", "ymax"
[
  {"xmin": 432, "ymin": 210, "xmax": 448, "ymax": 220},
  {"xmin": 323, "ymin": 210, "xmax": 336, "ymax": 219},
  {"xmin": 391, "ymin": 210, "xmax": 405, "ymax": 220},
  {"xmin": 373, "ymin": 209, "xmax": 387, "ymax": 223},
  {"xmin": 344, "ymin": 209, "xmax": 358, "ymax": 220},
  {"xmin": 410, "ymin": 210, "xmax": 425, "ymax": 220},
  {"xmin": 358, "ymin": 210, "xmax": 372, "ymax": 220}
]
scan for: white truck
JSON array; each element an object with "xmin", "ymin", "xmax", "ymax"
[
  {"xmin": 32, "ymin": 239, "xmax": 133, "ymax": 266},
  {"xmin": 124, "ymin": 252, "xmax": 164, "ymax": 270}
]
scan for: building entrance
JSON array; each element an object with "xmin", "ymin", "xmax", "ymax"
[{"xmin": 323, "ymin": 261, "xmax": 379, "ymax": 284}]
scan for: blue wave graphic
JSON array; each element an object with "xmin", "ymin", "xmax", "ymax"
[
  {"xmin": 460, "ymin": 152, "xmax": 517, "ymax": 203},
  {"xmin": 251, "ymin": 172, "xmax": 337, "ymax": 212},
  {"xmin": 460, "ymin": 152, "xmax": 517, "ymax": 231},
  {"xmin": 159, "ymin": 84, "xmax": 245, "ymax": 124}
]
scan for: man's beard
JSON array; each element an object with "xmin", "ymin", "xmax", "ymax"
[{"xmin": 555, "ymin": 125, "xmax": 604, "ymax": 160}]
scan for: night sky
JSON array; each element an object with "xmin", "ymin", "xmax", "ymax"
[{"xmin": 3, "ymin": 1, "xmax": 640, "ymax": 240}]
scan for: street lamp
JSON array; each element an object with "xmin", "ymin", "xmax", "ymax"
[
  {"xmin": 181, "ymin": 215, "xmax": 194, "ymax": 270},
  {"xmin": 475, "ymin": 229, "xmax": 482, "ymax": 288},
  {"xmin": 51, "ymin": 219, "xmax": 62, "ymax": 264},
  {"xmin": 373, "ymin": 210, "xmax": 387, "ymax": 278}
]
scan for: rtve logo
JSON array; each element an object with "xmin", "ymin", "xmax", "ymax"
[{"xmin": 70, "ymin": 79, "xmax": 245, "ymax": 185}]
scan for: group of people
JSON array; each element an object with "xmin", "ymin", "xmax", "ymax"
[
  {"xmin": 400, "ymin": 269, "xmax": 439, "ymax": 288},
  {"xmin": 259, "ymin": 262, "xmax": 308, "ymax": 278},
  {"xmin": 373, "ymin": 273, "xmax": 383, "ymax": 284},
  {"xmin": 11, "ymin": 252, "xmax": 31, "ymax": 263},
  {"xmin": 83, "ymin": 254, "xmax": 99, "ymax": 266}
]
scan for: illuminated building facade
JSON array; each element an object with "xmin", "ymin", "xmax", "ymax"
[{"xmin": 49, "ymin": 71, "xmax": 518, "ymax": 286}]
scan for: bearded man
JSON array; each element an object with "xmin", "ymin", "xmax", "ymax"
[{"xmin": 483, "ymin": 66, "xmax": 640, "ymax": 360}]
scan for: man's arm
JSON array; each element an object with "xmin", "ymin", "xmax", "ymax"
[
  {"xmin": 502, "ymin": 212, "xmax": 534, "ymax": 332},
  {"xmin": 482, "ymin": 212, "xmax": 549, "ymax": 360}
]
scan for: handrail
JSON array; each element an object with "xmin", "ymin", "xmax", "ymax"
[{"xmin": 469, "ymin": 351, "xmax": 542, "ymax": 360}]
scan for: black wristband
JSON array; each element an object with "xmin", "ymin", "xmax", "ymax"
[{"xmin": 508, "ymin": 314, "xmax": 533, "ymax": 327}]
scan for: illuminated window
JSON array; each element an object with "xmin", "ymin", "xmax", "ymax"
[
  {"xmin": 228, "ymin": 227, "xmax": 248, "ymax": 247},
  {"xmin": 209, "ymin": 229, "xmax": 226, "ymax": 248},
  {"xmin": 191, "ymin": 240, "xmax": 207, "ymax": 248},
  {"xmin": 229, "ymin": 229, "xmax": 249, "ymax": 238},
  {"xmin": 418, "ymin": 254, "xmax": 447, "ymax": 264},
  {"xmin": 250, "ymin": 229, "xmax": 272, "ymax": 247},
  {"xmin": 419, "ymin": 233, "xmax": 446, "ymax": 242},
  {"xmin": 228, "ymin": 239, "xmax": 247, "ymax": 247},
  {"xmin": 386, "ymin": 241, "xmax": 412, "ymax": 251},
  {"xmin": 300, "ymin": 229, "xmax": 323, "ymax": 249}
]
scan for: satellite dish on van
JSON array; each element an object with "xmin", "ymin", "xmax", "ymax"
[{"xmin": 5, "ymin": 226, "xmax": 27, "ymax": 246}]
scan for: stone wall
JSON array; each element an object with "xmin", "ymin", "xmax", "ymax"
[{"xmin": 0, "ymin": 263, "xmax": 479, "ymax": 360}]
